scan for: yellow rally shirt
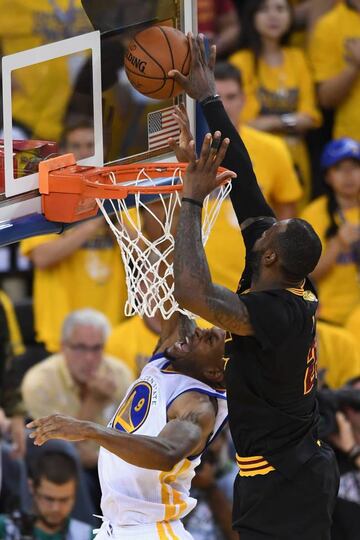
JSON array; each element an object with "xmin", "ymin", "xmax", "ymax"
[
  {"xmin": 317, "ymin": 320, "xmax": 360, "ymax": 389},
  {"xmin": 106, "ymin": 316, "xmax": 159, "ymax": 378},
  {"xmin": 21, "ymin": 230, "xmax": 127, "ymax": 353},
  {"xmin": 308, "ymin": 2, "xmax": 360, "ymax": 140},
  {"xmin": 205, "ymin": 125, "xmax": 302, "ymax": 292},
  {"xmin": 0, "ymin": 0, "xmax": 91, "ymax": 140},
  {"xmin": 301, "ymin": 196, "xmax": 360, "ymax": 325},
  {"xmin": 345, "ymin": 305, "xmax": 360, "ymax": 361}
]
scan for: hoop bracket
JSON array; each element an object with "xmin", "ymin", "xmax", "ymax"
[{"xmin": 39, "ymin": 154, "xmax": 187, "ymax": 222}]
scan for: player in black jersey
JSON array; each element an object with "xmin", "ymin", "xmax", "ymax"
[{"xmin": 170, "ymin": 34, "xmax": 339, "ymax": 540}]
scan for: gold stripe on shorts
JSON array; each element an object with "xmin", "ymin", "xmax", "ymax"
[{"xmin": 236, "ymin": 454, "xmax": 275, "ymax": 477}]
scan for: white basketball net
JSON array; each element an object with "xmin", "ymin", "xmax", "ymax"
[{"xmin": 96, "ymin": 166, "xmax": 232, "ymax": 319}]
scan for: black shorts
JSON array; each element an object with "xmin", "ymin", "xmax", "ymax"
[{"xmin": 233, "ymin": 443, "xmax": 339, "ymax": 540}]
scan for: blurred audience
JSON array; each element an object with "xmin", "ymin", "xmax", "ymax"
[
  {"xmin": 346, "ymin": 305, "xmax": 360, "ymax": 358},
  {"xmin": 301, "ymin": 138, "xmax": 360, "ymax": 326},
  {"xmin": 0, "ymin": 290, "xmax": 26, "ymax": 461},
  {"xmin": 230, "ymin": 0, "xmax": 321, "ymax": 202},
  {"xmin": 290, "ymin": 0, "xmax": 337, "ymax": 37},
  {"xmin": 321, "ymin": 380, "xmax": 360, "ymax": 539},
  {"xmin": 21, "ymin": 309, "xmax": 132, "ymax": 471},
  {"xmin": 204, "ymin": 61, "xmax": 302, "ymax": 291},
  {"xmin": 317, "ymin": 320, "xmax": 360, "ymax": 390},
  {"xmin": 308, "ymin": 0, "xmax": 360, "ymax": 141},
  {"xmin": 185, "ymin": 433, "xmax": 238, "ymax": 540},
  {"xmin": 60, "ymin": 116, "xmax": 95, "ymax": 161},
  {"xmin": 106, "ymin": 312, "xmax": 161, "ymax": 378},
  {"xmin": 198, "ymin": 0, "xmax": 241, "ymax": 58},
  {"xmin": 0, "ymin": 450, "xmax": 93, "ymax": 539},
  {"xmin": 20, "ymin": 217, "xmax": 127, "ymax": 354},
  {"xmin": 0, "ymin": 0, "xmax": 92, "ymax": 141}
]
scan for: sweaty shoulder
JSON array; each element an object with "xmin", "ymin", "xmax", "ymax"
[
  {"xmin": 168, "ymin": 391, "xmax": 216, "ymax": 430},
  {"xmin": 239, "ymin": 289, "xmax": 313, "ymax": 350}
]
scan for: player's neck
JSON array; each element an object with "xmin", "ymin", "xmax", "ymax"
[{"xmin": 250, "ymin": 276, "xmax": 303, "ymax": 292}]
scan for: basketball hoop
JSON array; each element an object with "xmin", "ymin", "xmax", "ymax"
[{"xmin": 39, "ymin": 154, "xmax": 232, "ymax": 318}]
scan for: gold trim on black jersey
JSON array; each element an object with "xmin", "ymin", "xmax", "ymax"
[{"xmin": 236, "ymin": 454, "xmax": 275, "ymax": 477}]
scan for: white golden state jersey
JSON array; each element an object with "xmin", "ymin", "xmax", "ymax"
[{"xmin": 98, "ymin": 353, "xmax": 228, "ymax": 526}]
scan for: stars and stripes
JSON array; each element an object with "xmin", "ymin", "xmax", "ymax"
[{"xmin": 148, "ymin": 106, "xmax": 180, "ymax": 151}]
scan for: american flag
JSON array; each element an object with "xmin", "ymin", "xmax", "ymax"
[{"xmin": 147, "ymin": 106, "xmax": 180, "ymax": 151}]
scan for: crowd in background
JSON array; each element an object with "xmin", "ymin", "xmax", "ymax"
[{"xmin": 0, "ymin": 0, "xmax": 360, "ymax": 538}]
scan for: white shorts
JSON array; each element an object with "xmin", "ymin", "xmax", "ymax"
[{"xmin": 93, "ymin": 520, "xmax": 194, "ymax": 539}]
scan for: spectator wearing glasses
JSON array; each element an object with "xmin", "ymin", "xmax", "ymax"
[
  {"xmin": 0, "ymin": 450, "xmax": 93, "ymax": 539},
  {"xmin": 21, "ymin": 309, "xmax": 133, "ymax": 473}
]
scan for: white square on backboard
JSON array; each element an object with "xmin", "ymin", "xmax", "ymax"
[{"xmin": 2, "ymin": 31, "xmax": 103, "ymax": 198}]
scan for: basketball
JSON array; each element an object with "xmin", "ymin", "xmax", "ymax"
[{"xmin": 124, "ymin": 25, "xmax": 190, "ymax": 100}]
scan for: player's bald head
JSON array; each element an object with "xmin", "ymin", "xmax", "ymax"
[{"xmin": 268, "ymin": 218, "xmax": 322, "ymax": 282}]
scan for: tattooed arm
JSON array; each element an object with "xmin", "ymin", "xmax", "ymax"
[
  {"xmin": 174, "ymin": 202, "xmax": 252, "ymax": 335},
  {"xmin": 27, "ymin": 393, "xmax": 215, "ymax": 471},
  {"xmin": 174, "ymin": 134, "xmax": 253, "ymax": 335},
  {"xmin": 154, "ymin": 312, "xmax": 196, "ymax": 354}
]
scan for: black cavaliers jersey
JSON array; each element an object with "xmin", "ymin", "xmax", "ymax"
[{"xmin": 225, "ymin": 220, "xmax": 320, "ymax": 479}]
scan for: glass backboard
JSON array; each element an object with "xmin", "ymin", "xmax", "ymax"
[{"xmin": 0, "ymin": 0, "xmax": 197, "ymax": 243}]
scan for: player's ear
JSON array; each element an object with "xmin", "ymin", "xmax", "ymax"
[{"xmin": 263, "ymin": 249, "xmax": 277, "ymax": 266}]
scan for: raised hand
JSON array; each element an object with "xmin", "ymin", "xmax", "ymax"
[
  {"xmin": 182, "ymin": 131, "xmax": 236, "ymax": 202},
  {"xmin": 168, "ymin": 104, "xmax": 194, "ymax": 163},
  {"xmin": 168, "ymin": 33, "xmax": 217, "ymax": 102}
]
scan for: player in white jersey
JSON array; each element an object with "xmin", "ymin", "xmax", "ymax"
[{"xmin": 28, "ymin": 313, "xmax": 228, "ymax": 540}]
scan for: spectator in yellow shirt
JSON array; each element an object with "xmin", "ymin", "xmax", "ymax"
[
  {"xmin": 317, "ymin": 320, "xmax": 360, "ymax": 389},
  {"xmin": 230, "ymin": 0, "xmax": 321, "ymax": 202},
  {"xmin": 308, "ymin": 0, "xmax": 360, "ymax": 141},
  {"xmin": 301, "ymin": 138, "xmax": 360, "ymax": 325},
  {"xmin": 106, "ymin": 312, "xmax": 162, "ymax": 378},
  {"xmin": 21, "ymin": 217, "xmax": 127, "ymax": 353},
  {"xmin": 0, "ymin": 0, "xmax": 92, "ymax": 140},
  {"xmin": 346, "ymin": 305, "xmax": 360, "ymax": 357},
  {"xmin": 203, "ymin": 61, "xmax": 302, "ymax": 291}
]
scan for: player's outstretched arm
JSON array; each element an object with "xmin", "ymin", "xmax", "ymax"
[
  {"xmin": 168, "ymin": 33, "xmax": 275, "ymax": 225},
  {"xmin": 27, "ymin": 393, "xmax": 215, "ymax": 471},
  {"xmin": 174, "ymin": 132, "xmax": 253, "ymax": 335}
]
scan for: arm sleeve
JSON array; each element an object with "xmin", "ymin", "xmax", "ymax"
[
  {"xmin": 240, "ymin": 291, "xmax": 302, "ymax": 350},
  {"xmin": 200, "ymin": 99, "xmax": 275, "ymax": 225}
]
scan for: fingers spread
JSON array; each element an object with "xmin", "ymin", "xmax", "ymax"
[
  {"xmin": 198, "ymin": 34, "xmax": 207, "ymax": 64},
  {"xmin": 199, "ymin": 133, "xmax": 213, "ymax": 166},
  {"xmin": 186, "ymin": 140, "xmax": 198, "ymax": 170},
  {"xmin": 212, "ymin": 137, "xmax": 230, "ymax": 170}
]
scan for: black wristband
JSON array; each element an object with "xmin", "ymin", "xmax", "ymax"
[
  {"xmin": 200, "ymin": 94, "xmax": 220, "ymax": 107},
  {"xmin": 182, "ymin": 197, "xmax": 203, "ymax": 209}
]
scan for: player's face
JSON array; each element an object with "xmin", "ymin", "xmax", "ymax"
[
  {"xmin": 326, "ymin": 159, "xmax": 360, "ymax": 199},
  {"xmin": 215, "ymin": 79, "xmax": 244, "ymax": 127},
  {"xmin": 254, "ymin": 0, "xmax": 291, "ymax": 41},
  {"xmin": 62, "ymin": 324, "xmax": 105, "ymax": 384},
  {"xmin": 167, "ymin": 327, "xmax": 226, "ymax": 386},
  {"xmin": 33, "ymin": 478, "xmax": 76, "ymax": 531},
  {"xmin": 251, "ymin": 222, "xmax": 287, "ymax": 279}
]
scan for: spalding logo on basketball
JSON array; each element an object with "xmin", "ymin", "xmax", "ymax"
[
  {"xmin": 124, "ymin": 25, "xmax": 190, "ymax": 100},
  {"xmin": 125, "ymin": 49, "xmax": 148, "ymax": 74},
  {"xmin": 111, "ymin": 382, "xmax": 152, "ymax": 433}
]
